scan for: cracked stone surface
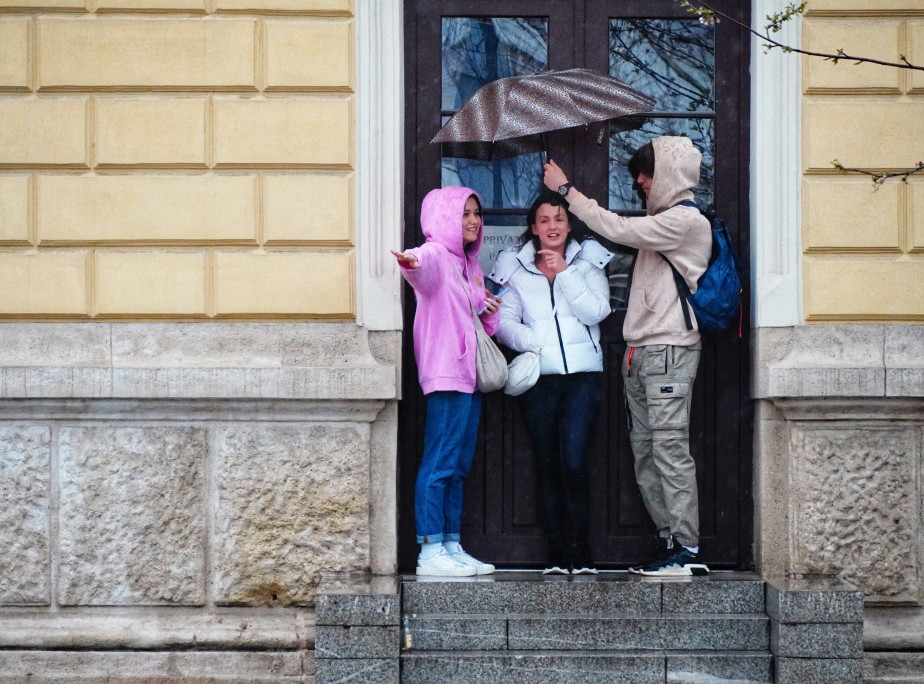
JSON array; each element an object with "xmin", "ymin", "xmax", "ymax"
[
  {"xmin": 0, "ymin": 426, "xmax": 51, "ymax": 605},
  {"xmin": 213, "ymin": 423, "xmax": 370, "ymax": 606},
  {"xmin": 58, "ymin": 426, "xmax": 207, "ymax": 605}
]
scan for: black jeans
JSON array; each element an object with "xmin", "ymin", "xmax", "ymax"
[{"xmin": 520, "ymin": 372, "xmax": 602, "ymax": 551}]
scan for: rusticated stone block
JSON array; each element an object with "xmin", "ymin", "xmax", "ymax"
[
  {"xmin": 315, "ymin": 625, "xmax": 399, "ymax": 659},
  {"xmin": 0, "ymin": 99, "xmax": 87, "ymax": 166},
  {"xmin": 265, "ymin": 19, "xmax": 353, "ymax": 89},
  {"xmin": 213, "ymin": 424, "xmax": 370, "ymax": 606},
  {"xmin": 38, "ymin": 19, "xmax": 256, "ymax": 89},
  {"xmin": 775, "ymin": 656, "xmax": 862, "ymax": 683},
  {"xmin": 315, "ymin": 657, "xmax": 397, "ymax": 684},
  {"xmin": 58, "ymin": 426, "xmax": 207, "ymax": 605},
  {"xmin": 771, "ymin": 621, "xmax": 864, "ymax": 659},
  {"xmin": 213, "ymin": 251, "xmax": 353, "ymax": 316},
  {"xmin": 765, "ymin": 577, "xmax": 864, "ymax": 623},
  {"xmin": 791, "ymin": 426, "xmax": 920, "ymax": 603},
  {"xmin": 0, "ymin": 19, "xmax": 29, "ymax": 89},
  {"xmin": 0, "ymin": 427, "xmax": 51, "ymax": 605},
  {"xmin": 0, "ymin": 252, "xmax": 88, "ymax": 316},
  {"xmin": 0, "ymin": 175, "xmax": 30, "ymax": 244},
  {"xmin": 212, "ymin": 97, "xmax": 351, "ymax": 166}
]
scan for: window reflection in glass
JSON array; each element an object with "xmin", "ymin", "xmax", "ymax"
[
  {"xmin": 609, "ymin": 19, "xmax": 714, "ymax": 113},
  {"xmin": 442, "ymin": 18, "xmax": 548, "ymax": 111},
  {"xmin": 441, "ymin": 18, "xmax": 548, "ymax": 211}
]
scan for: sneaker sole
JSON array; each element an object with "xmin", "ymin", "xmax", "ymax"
[
  {"xmin": 449, "ymin": 556, "xmax": 496, "ymax": 575},
  {"xmin": 639, "ymin": 564, "xmax": 710, "ymax": 577},
  {"xmin": 416, "ymin": 567, "xmax": 477, "ymax": 577},
  {"xmin": 572, "ymin": 567, "xmax": 598, "ymax": 575},
  {"xmin": 542, "ymin": 566, "xmax": 569, "ymax": 575}
]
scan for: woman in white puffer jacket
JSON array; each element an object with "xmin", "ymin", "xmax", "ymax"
[{"xmin": 490, "ymin": 190, "xmax": 612, "ymax": 574}]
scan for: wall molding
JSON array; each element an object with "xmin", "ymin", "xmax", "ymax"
[
  {"xmin": 750, "ymin": 0, "xmax": 803, "ymax": 328},
  {"xmin": 355, "ymin": 0, "xmax": 404, "ymax": 331}
]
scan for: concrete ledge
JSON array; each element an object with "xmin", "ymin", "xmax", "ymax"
[
  {"xmin": 863, "ymin": 652, "xmax": 924, "ymax": 682},
  {"xmin": 0, "ymin": 650, "xmax": 312, "ymax": 682},
  {"xmin": 0, "ymin": 609, "xmax": 314, "ymax": 650},
  {"xmin": 0, "ymin": 322, "xmax": 399, "ymax": 401},
  {"xmin": 865, "ymin": 607, "xmax": 924, "ymax": 650},
  {"xmin": 754, "ymin": 325, "xmax": 924, "ymax": 399},
  {"xmin": 775, "ymin": 656, "xmax": 862, "ymax": 683}
]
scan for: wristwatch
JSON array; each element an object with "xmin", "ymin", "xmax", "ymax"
[{"xmin": 557, "ymin": 183, "xmax": 573, "ymax": 197}]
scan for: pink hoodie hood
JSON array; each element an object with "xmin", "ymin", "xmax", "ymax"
[{"xmin": 420, "ymin": 186, "xmax": 484, "ymax": 257}]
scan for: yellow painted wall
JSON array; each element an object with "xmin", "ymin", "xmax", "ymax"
[
  {"xmin": 803, "ymin": 4, "xmax": 924, "ymax": 321},
  {"xmin": 0, "ymin": 2, "xmax": 354, "ymax": 320}
]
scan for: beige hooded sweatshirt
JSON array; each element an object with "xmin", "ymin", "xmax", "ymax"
[{"xmin": 567, "ymin": 136, "xmax": 712, "ymax": 347}]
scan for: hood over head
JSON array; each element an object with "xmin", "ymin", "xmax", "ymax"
[
  {"xmin": 646, "ymin": 136, "xmax": 702, "ymax": 215},
  {"xmin": 419, "ymin": 185, "xmax": 483, "ymax": 258}
]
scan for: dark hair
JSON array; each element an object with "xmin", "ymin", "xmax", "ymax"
[
  {"xmin": 628, "ymin": 142, "xmax": 655, "ymax": 199},
  {"xmin": 519, "ymin": 190, "xmax": 579, "ymax": 251}
]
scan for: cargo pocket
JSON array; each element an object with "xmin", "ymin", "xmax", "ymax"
[
  {"xmin": 641, "ymin": 345, "xmax": 668, "ymax": 376},
  {"xmin": 645, "ymin": 381, "xmax": 690, "ymax": 430}
]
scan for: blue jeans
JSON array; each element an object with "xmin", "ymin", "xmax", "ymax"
[
  {"xmin": 415, "ymin": 390, "xmax": 482, "ymax": 544},
  {"xmin": 520, "ymin": 372, "xmax": 602, "ymax": 550}
]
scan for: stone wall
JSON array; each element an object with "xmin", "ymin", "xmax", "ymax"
[
  {"xmin": 0, "ymin": 1, "xmax": 355, "ymax": 319},
  {"xmin": 0, "ymin": 321, "xmax": 399, "ymax": 679},
  {"xmin": 802, "ymin": 3, "xmax": 924, "ymax": 322},
  {"xmin": 753, "ymin": 325, "xmax": 924, "ymax": 647}
]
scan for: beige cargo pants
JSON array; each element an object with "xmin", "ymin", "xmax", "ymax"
[{"xmin": 622, "ymin": 342, "xmax": 701, "ymax": 548}]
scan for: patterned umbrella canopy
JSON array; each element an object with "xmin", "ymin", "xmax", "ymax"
[{"xmin": 432, "ymin": 68, "xmax": 656, "ymax": 159}]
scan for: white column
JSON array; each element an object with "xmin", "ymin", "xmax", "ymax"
[
  {"xmin": 750, "ymin": 0, "xmax": 803, "ymax": 327},
  {"xmin": 355, "ymin": 0, "xmax": 405, "ymax": 331}
]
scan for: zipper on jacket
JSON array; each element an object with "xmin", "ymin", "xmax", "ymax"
[
  {"xmin": 550, "ymin": 285, "xmax": 569, "ymax": 374},
  {"xmin": 585, "ymin": 325, "xmax": 598, "ymax": 354}
]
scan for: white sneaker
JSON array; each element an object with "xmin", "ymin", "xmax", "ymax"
[
  {"xmin": 416, "ymin": 547, "xmax": 477, "ymax": 577},
  {"xmin": 448, "ymin": 548, "xmax": 495, "ymax": 575}
]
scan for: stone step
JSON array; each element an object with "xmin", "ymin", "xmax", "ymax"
[
  {"xmin": 405, "ymin": 613, "xmax": 770, "ymax": 652},
  {"xmin": 402, "ymin": 572, "xmax": 765, "ymax": 617},
  {"xmin": 400, "ymin": 650, "xmax": 773, "ymax": 683}
]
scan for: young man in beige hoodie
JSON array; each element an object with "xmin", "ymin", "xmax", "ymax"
[{"xmin": 543, "ymin": 135, "xmax": 712, "ymax": 575}]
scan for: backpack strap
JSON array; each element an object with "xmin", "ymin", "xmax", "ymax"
[{"xmin": 658, "ymin": 200, "xmax": 700, "ymax": 331}]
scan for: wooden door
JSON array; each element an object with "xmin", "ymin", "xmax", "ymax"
[{"xmin": 399, "ymin": 0, "xmax": 752, "ymax": 570}]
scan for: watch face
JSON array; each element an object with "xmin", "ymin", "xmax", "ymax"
[{"xmin": 558, "ymin": 184, "xmax": 570, "ymax": 196}]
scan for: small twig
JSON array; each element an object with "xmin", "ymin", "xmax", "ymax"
[{"xmin": 832, "ymin": 160, "xmax": 924, "ymax": 189}]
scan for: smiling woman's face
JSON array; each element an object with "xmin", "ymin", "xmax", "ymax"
[
  {"xmin": 462, "ymin": 196, "xmax": 482, "ymax": 245},
  {"xmin": 531, "ymin": 203, "xmax": 570, "ymax": 253}
]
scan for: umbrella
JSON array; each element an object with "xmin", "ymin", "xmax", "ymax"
[{"xmin": 432, "ymin": 68, "xmax": 656, "ymax": 159}]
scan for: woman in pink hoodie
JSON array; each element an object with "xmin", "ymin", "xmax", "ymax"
[{"xmin": 391, "ymin": 186, "xmax": 501, "ymax": 577}]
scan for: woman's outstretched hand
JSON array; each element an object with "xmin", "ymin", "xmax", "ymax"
[{"xmin": 390, "ymin": 249, "xmax": 419, "ymax": 269}]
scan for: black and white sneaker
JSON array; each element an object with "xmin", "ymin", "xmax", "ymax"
[
  {"xmin": 638, "ymin": 547, "xmax": 709, "ymax": 576},
  {"xmin": 628, "ymin": 536, "xmax": 672, "ymax": 575},
  {"xmin": 542, "ymin": 545, "xmax": 571, "ymax": 575},
  {"xmin": 571, "ymin": 541, "xmax": 598, "ymax": 575}
]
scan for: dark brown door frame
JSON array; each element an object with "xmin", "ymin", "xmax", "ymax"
[{"xmin": 400, "ymin": 0, "xmax": 753, "ymax": 571}]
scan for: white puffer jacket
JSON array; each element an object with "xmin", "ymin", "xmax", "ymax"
[{"xmin": 490, "ymin": 238, "xmax": 613, "ymax": 375}]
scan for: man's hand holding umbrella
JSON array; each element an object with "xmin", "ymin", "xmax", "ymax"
[{"xmin": 542, "ymin": 159, "xmax": 577, "ymax": 202}]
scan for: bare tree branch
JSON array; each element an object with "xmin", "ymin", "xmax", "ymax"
[{"xmin": 679, "ymin": 1, "xmax": 924, "ymax": 71}]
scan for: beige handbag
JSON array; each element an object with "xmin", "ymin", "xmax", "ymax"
[
  {"xmin": 456, "ymin": 268, "xmax": 507, "ymax": 393},
  {"xmin": 503, "ymin": 303, "xmax": 554, "ymax": 396}
]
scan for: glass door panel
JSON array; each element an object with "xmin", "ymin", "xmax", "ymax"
[{"xmin": 440, "ymin": 17, "xmax": 550, "ymax": 274}]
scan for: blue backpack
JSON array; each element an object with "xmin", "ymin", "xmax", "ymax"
[{"xmin": 661, "ymin": 201, "xmax": 744, "ymax": 336}]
